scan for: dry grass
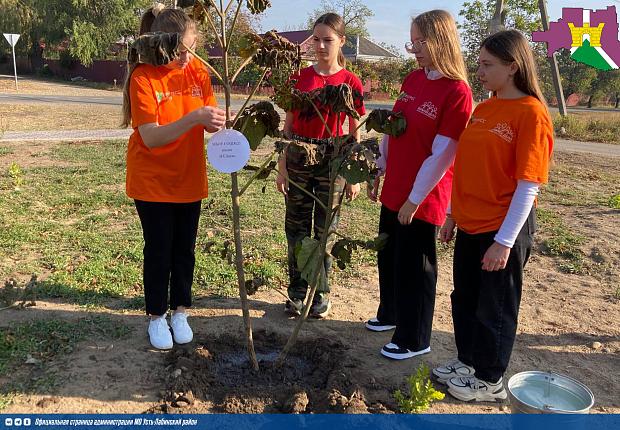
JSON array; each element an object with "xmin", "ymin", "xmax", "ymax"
[
  {"xmin": 0, "ymin": 76, "xmax": 120, "ymax": 96},
  {"xmin": 0, "ymin": 103, "xmax": 123, "ymax": 131},
  {"xmin": 554, "ymin": 112, "xmax": 620, "ymax": 144}
]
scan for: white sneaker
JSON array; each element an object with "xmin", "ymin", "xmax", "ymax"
[
  {"xmin": 433, "ymin": 358, "xmax": 475, "ymax": 384},
  {"xmin": 148, "ymin": 316, "xmax": 173, "ymax": 350},
  {"xmin": 447, "ymin": 375, "xmax": 507, "ymax": 402},
  {"xmin": 170, "ymin": 312, "xmax": 193, "ymax": 344}
]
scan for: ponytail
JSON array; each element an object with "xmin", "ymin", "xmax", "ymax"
[
  {"xmin": 337, "ymin": 50, "xmax": 346, "ymax": 68},
  {"xmin": 121, "ymin": 3, "xmax": 195, "ymax": 128}
]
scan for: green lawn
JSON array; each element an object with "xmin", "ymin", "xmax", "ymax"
[{"xmin": 0, "ymin": 139, "xmax": 382, "ymax": 309}]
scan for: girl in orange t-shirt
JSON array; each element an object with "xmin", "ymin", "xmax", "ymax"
[
  {"xmin": 434, "ymin": 30, "xmax": 554, "ymax": 402},
  {"xmin": 121, "ymin": 4, "xmax": 226, "ymax": 350}
]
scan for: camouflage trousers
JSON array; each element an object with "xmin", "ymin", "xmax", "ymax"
[{"xmin": 285, "ymin": 145, "xmax": 345, "ymax": 302}]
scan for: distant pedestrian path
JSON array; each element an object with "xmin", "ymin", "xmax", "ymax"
[
  {"xmin": 1, "ymin": 130, "xmax": 619, "ymax": 157},
  {"xmin": 0, "ymin": 129, "xmax": 131, "ymax": 142}
]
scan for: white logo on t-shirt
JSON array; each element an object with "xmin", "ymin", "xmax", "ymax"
[
  {"xmin": 489, "ymin": 122, "xmax": 514, "ymax": 143},
  {"xmin": 191, "ymin": 86, "xmax": 203, "ymax": 98},
  {"xmin": 397, "ymin": 91, "xmax": 416, "ymax": 103},
  {"xmin": 417, "ymin": 101, "xmax": 438, "ymax": 120}
]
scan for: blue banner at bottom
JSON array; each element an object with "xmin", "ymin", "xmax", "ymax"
[{"xmin": 0, "ymin": 414, "xmax": 618, "ymax": 430}]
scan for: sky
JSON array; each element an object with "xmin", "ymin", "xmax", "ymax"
[{"xmin": 259, "ymin": 0, "xmax": 620, "ymax": 55}]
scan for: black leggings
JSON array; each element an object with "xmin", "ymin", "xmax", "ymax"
[{"xmin": 134, "ymin": 200, "xmax": 201, "ymax": 316}]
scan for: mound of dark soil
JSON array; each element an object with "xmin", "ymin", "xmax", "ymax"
[{"xmin": 149, "ymin": 330, "xmax": 392, "ymax": 414}]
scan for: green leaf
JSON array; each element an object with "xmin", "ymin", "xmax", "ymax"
[
  {"xmin": 233, "ymin": 102, "xmax": 281, "ymax": 151},
  {"xmin": 239, "ymin": 117, "xmax": 268, "ymax": 151},
  {"xmin": 295, "ymin": 237, "xmax": 326, "ymax": 292},
  {"xmin": 366, "ymin": 109, "xmax": 407, "ymax": 137},
  {"xmin": 393, "ymin": 363, "xmax": 445, "ymax": 414}
]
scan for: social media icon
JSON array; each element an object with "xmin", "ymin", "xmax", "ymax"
[
  {"xmin": 23, "ymin": 419, "xmax": 31, "ymax": 427},
  {"xmin": 14, "ymin": 419, "xmax": 22, "ymax": 426},
  {"xmin": 4, "ymin": 418, "xmax": 13, "ymax": 426}
]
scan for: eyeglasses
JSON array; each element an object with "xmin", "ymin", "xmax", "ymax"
[{"xmin": 405, "ymin": 40, "xmax": 427, "ymax": 54}]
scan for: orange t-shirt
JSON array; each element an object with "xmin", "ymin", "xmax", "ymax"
[
  {"xmin": 126, "ymin": 57, "xmax": 217, "ymax": 203},
  {"xmin": 452, "ymin": 96, "xmax": 554, "ymax": 234}
]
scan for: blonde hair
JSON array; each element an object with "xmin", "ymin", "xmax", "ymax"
[
  {"xmin": 121, "ymin": 6, "xmax": 197, "ymax": 128},
  {"xmin": 412, "ymin": 10, "xmax": 469, "ymax": 84},
  {"xmin": 313, "ymin": 13, "xmax": 347, "ymax": 68}
]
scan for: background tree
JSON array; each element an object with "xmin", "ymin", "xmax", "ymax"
[
  {"xmin": 588, "ymin": 69, "xmax": 620, "ymax": 108},
  {"xmin": 555, "ymin": 49, "xmax": 597, "ymax": 104},
  {"xmin": 306, "ymin": 0, "xmax": 374, "ymax": 38},
  {"xmin": 459, "ymin": 0, "xmax": 545, "ymax": 101},
  {"xmin": 0, "ymin": 0, "xmax": 149, "ymax": 69}
]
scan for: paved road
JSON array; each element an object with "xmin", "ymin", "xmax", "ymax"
[
  {"xmin": 0, "ymin": 93, "xmax": 393, "ymax": 111},
  {"xmin": 4, "ymin": 92, "xmax": 620, "ymax": 113},
  {"xmin": 1, "ymin": 129, "xmax": 619, "ymax": 157}
]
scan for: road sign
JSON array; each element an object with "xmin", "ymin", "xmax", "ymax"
[
  {"xmin": 3, "ymin": 33, "xmax": 20, "ymax": 47},
  {"xmin": 2, "ymin": 33, "xmax": 20, "ymax": 90}
]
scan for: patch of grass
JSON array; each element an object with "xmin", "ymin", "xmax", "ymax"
[
  {"xmin": 0, "ymin": 316, "xmax": 131, "ymax": 375},
  {"xmin": 608, "ymin": 194, "xmax": 620, "ymax": 209},
  {"xmin": 0, "ymin": 316, "xmax": 132, "ymax": 410},
  {"xmin": 0, "ymin": 147, "xmax": 13, "ymax": 157},
  {"xmin": 554, "ymin": 113, "xmax": 620, "ymax": 144},
  {"xmin": 0, "ymin": 139, "xmax": 382, "ymax": 307},
  {"xmin": 614, "ymin": 286, "xmax": 620, "ymax": 300},
  {"xmin": 0, "ymin": 103, "xmax": 122, "ymax": 132},
  {"xmin": 537, "ymin": 208, "xmax": 586, "ymax": 274},
  {"xmin": 540, "ymin": 153, "xmax": 620, "ymax": 208}
]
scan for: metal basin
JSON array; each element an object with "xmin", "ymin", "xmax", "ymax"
[{"xmin": 507, "ymin": 371, "xmax": 595, "ymax": 414}]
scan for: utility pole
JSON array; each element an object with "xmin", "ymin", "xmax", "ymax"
[
  {"xmin": 489, "ymin": 0, "xmax": 505, "ymax": 34},
  {"xmin": 539, "ymin": 0, "xmax": 567, "ymax": 116}
]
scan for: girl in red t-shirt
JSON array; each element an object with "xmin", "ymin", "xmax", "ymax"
[
  {"xmin": 121, "ymin": 4, "xmax": 226, "ymax": 351},
  {"xmin": 434, "ymin": 30, "xmax": 553, "ymax": 403},
  {"xmin": 365, "ymin": 10, "xmax": 472, "ymax": 360},
  {"xmin": 275, "ymin": 13, "xmax": 366, "ymax": 318}
]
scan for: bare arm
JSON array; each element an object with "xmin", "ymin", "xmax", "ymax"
[
  {"xmin": 349, "ymin": 116, "xmax": 361, "ymax": 142},
  {"xmin": 138, "ymin": 106, "xmax": 226, "ymax": 149}
]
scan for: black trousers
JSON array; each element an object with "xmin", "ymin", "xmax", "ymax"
[
  {"xmin": 134, "ymin": 200, "xmax": 201, "ymax": 316},
  {"xmin": 451, "ymin": 210, "xmax": 535, "ymax": 383},
  {"xmin": 376, "ymin": 205, "xmax": 438, "ymax": 351}
]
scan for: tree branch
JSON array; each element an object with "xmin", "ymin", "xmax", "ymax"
[
  {"xmin": 226, "ymin": 0, "xmax": 243, "ymax": 52},
  {"xmin": 231, "ymin": 68, "xmax": 269, "ymax": 129},
  {"xmin": 239, "ymin": 150, "xmax": 278, "ymax": 197},
  {"xmin": 201, "ymin": 1, "xmax": 225, "ymax": 48},
  {"xmin": 181, "ymin": 41, "xmax": 224, "ymax": 83},
  {"xmin": 231, "ymin": 56, "xmax": 254, "ymax": 84}
]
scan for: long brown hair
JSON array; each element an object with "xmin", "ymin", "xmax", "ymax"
[
  {"xmin": 412, "ymin": 10, "xmax": 469, "ymax": 84},
  {"xmin": 313, "ymin": 13, "xmax": 347, "ymax": 68},
  {"xmin": 121, "ymin": 6, "xmax": 197, "ymax": 128},
  {"xmin": 481, "ymin": 30, "xmax": 547, "ymax": 106}
]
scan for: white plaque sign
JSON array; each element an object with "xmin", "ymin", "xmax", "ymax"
[{"xmin": 207, "ymin": 129, "xmax": 251, "ymax": 174}]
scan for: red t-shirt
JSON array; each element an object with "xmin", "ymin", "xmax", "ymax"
[
  {"xmin": 380, "ymin": 69, "xmax": 472, "ymax": 226},
  {"xmin": 291, "ymin": 66, "xmax": 366, "ymax": 138}
]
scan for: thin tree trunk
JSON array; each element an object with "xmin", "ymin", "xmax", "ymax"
[{"xmin": 219, "ymin": 0, "xmax": 259, "ymax": 371}]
